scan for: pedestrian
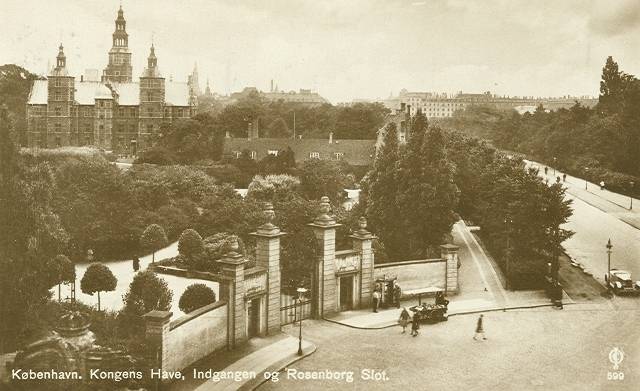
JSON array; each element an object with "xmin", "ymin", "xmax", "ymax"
[
  {"xmin": 473, "ymin": 314, "xmax": 487, "ymax": 341},
  {"xmin": 556, "ymin": 176, "xmax": 561, "ymax": 183},
  {"xmin": 544, "ymin": 167, "xmax": 548, "ymax": 175},
  {"xmin": 600, "ymin": 181, "xmax": 605, "ymax": 190},
  {"xmin": 393, "ymin": 282, "xmax": 402, "ymax": 308},
  {"xmin": 372, "ymin": 290, "xmax": 380, "ymax": 313},
  {"xmin": 399, "ymin": 307, "xmax": 410, "ymax": 333},
  {"xmin": 562, "ymin": 173, "xmax": 566, "ymax": 182},
  {"xmin": 132, "ymin": 256, "xmax": 140, "ymax": 272},
  {"xmin": 411, "ymin": 312, "xmax": 420, "ymax": 337}
]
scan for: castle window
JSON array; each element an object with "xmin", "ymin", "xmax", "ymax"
[
  {"xmin": 55, "ymin": 107, "xmax": 61, "ymax": 116},
  {"xmin": 99, "ymin": 125, "xmax": 104, "ymax": 131},
  {"xmin": 99, "ymin": 113, "xmax": 104, "ymax": 119},
  {"xmin": 147, "ymin": 124, "xmax": 153, "ymax": 133},
  {"xmin": 54, "ymin": 123, "xmax": 61, "ymax": 132},
  {"xmin": 131, "ymin": 108, "xmax": 136, "ymax": 116},
  {"xmin": 333, "ymin": 152, "xmax": 344, "ymax": 160},
  {"xmin": 115, "ymin": 71, "xmax": 120, "ymax": 76},
  {"xmin": 177, "ymin": 109, "xmax": 183, "ymax": 117},
  {"xmin": 55, "ymin": 79, "xmax": 61, "ymax": 87},
  {"xmin": 309, "ymin": 152, "xmax": 320, "ymax": 159},
  {"xmin": 55, "ymin": 92, "xmax": 61, "ymax": 101},
  {"xmin": 147, "ymin": 92, "xmax": 152, "ymax": 101},
  {"xmin": 119, "ymin": 108, "xmax": 124, "ymax": 117}
]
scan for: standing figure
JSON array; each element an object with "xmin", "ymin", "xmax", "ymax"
[
  {"xmin": 393, "ymin": 282, "xmax": 402, "ymax": 308},
  {"xmin": 600, "ymin": 181, "xmax": 605, "ymax": 190},
  {"xmin": 544, "ymin": 167, "xmax": 548, "ymax": 175},
  {"xmin": 473, "ymin": 314, "xmax": 487, "ymax": 341},
  {"xmin": 411, "ymin": 312, "xmax": 420, "ymax": 337},
  {"xmin": 399, "ymin": 307, "xmax": 410, "ymax": 333},
  {"xmin": 372, "ymin": 290, "xmax": 380, "ymax": 313},
  {"xmin": 562, "ymin": 173, "xmax": 566, "ymax": 182},
  {"xmin": 132, "ymin": 256, "xmax": 140, "ymax": 272}
]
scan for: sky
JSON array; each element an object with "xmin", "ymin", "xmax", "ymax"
[{"xmin": 1, "ymin": 0, "xmax": 639, "ymax": 103}]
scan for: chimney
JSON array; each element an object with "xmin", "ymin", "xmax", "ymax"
[
  {"xmin": 329, "ymin": 132, "xmax": 333, "ymax": 144},
  {"xmin": 270, "ymin": 79, "xmax": 274, "ymax": 93}
]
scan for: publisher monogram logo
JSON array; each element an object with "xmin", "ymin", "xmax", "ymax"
[
  {"xmin": 609, "ymin": 347, "xmax": 624, "ymax": 370},
  {"xmin": 607, "ymin": 347, "xmax": 625, "ymax": 381}
]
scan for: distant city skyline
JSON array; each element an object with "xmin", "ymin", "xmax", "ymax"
[{"xmin": 1, "ymin": 0, "xmax": 639, "ymax": 103}]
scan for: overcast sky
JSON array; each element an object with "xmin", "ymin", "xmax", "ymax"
[{"xmin": 1, "ymin": 0, "xmax": 639, "ymax": 103}]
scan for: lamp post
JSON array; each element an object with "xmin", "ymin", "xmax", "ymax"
[
  {"xmin": 606, "ymin": 239, "xmax": 613, "ymax": 283},
  {"xmin": 630, "ymin": 181, "xmax": 635, "ymax": 210},
  {"xmin": 504, "ymin": 217, "xmax": 513, "ymax": 290},
  {"xmin": 296, "ymin": 287, "xmax": 308, "ymax": 356},
  {"xmin": 584, "ymin": 167, "xmax": 589, "ymax": 190},
  {"xmin": 553, "ymin": 157, "xmax": 557, "ymax": 177}
]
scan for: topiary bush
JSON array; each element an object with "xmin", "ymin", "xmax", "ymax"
[{"xmin": 178, "ymin": 284, "xmax": 216, "ymax": 314}]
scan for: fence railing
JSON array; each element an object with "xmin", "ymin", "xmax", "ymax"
[{"xmin": 280, "ymin": 294, "xmax": 311, "ymax": 326}]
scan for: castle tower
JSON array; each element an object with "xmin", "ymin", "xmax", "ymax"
[
  {"xmin": 188, "ymin": 62, "xmax": 201, "ymax": 96},
  {"xmin": 205, "ymin": 78, "xmax": 212, "ymax": 97},
  {"xmin": 139, "ymin": 44, "xmax": 165, "ymax": 150},
  {"xmin": 46, "ymin": 44, "xmax": 75, "ymax": 147},
  {"xmin": 102, "ymin": 6, "xmax": 132, "ymax": 83}
]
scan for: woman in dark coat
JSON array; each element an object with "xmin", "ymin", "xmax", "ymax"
[{"xmin": 399, "ymin": 307, "xmax": 410, "ymax": 333}]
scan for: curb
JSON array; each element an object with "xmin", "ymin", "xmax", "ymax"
[
  {"xmin": 324, "ymin": 302, "xmax": 577, "ymax": 330},
  {"xmin": 243, "ymin": 342, "xmax": 317, "ymax": 391}
]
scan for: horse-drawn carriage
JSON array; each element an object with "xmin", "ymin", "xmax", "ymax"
[
  {"xmin": 409, "ymin": 303, "xmax": 448, "ymax": 323},
  {"xmin": 409, "ymin": 292, "xmax": 449, "ymax": 323}
]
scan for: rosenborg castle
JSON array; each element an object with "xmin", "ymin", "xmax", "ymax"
[{"xmin": 26, "ymin": 6, "xmax": 197, "ymax": 154}]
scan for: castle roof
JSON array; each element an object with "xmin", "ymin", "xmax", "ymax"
[
  {"xmin": 27, "ymin": 79, "xmax": 192, "ymax": 107},
  {"xmin": 27, "ymin": 80, "xmax": 48, "ymax": 105}
]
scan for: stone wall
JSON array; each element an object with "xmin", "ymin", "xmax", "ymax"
[
  {"xmin": 375, "ymin": 259, "xmax": 447, "ymax": 297},
  {"xmin": 163, "ymin": 301, "xmax": 228, "ymax": 373}
]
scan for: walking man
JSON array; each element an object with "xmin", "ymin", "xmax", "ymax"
[
  {"xmin": 411, "ymin": 312, "xmax": 420, "ymax": 337},
  {"xmin": 372, "ymin": 290, "xmax": 380, "ymax": 313},
  {"xmin": 473, "ymin": 314, "xmax": 487, "ymax": 341}
]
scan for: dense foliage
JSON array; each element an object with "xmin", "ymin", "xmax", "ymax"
[
  {"xmin": 363, "ymin": 113, "xmax": 573, "ymax": 288},
  {"xmin": 441, "ymin": 56, "xmax": 640, "ymax": 197},
  {"xmin": 207, "ymin": 90, "xmax": 389, "ymax": 140},
  {"xmin": 179, "ymin": 284, "xmax": 217, "ymax": 313}
]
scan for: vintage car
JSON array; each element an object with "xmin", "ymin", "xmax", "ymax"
[{"xmin": 605, "ymin": 269, "xmax": 640, "ymax": 295}]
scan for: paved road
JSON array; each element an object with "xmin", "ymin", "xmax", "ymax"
[
  {"xmin": 523, "ymin": 160, "xmax": 640, "ymax": 288},
  {"xmin": 260, "ymin": 308, "xmax": 639, "ymax": 390}
]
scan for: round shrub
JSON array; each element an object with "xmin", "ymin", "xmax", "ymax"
[
  {"xmin": 179, "ymin": 284, "xmax": 216, "ymax": 314},
  {"xmin": 178, "ymin": 229, "xmax": 204, "ymax": 260}
]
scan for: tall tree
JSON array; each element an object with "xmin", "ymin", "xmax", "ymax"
[
  {"xmin": 366, "ymin": 123, "xmax": 403, "ymax": 257},
  {"xmin": 399, "ymin": 124, "xmax": 459, "ymax": 256},
  {"xmin": 599, "ymin": 56, "xmax": 625, "ymax": 114}
]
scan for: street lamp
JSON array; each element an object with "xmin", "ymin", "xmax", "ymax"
[
  {"xmin": 606, "ymin": 239, "xmax": 613, "ymax": 284},
  {"xmin": 584, "ymin": 167, "xmax": 589, "ymax": 190},
  {"xmin": 630, "ymin": 181, "xmax": 635, "ymax": 210},
  {"xmin": 504, "ymin": 217, "xmax": 513, "ymax": 290},
  {"xmin": 553, "ymin": 157, "xmax": 557, "ymax": 177},
  {"xmin": 296, "ymin": 287, "xmax": 308, "ymax": 356}
]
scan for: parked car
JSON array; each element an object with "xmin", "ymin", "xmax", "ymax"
[{"xmin": 605, "ymin": 269, "xmax": 640, "ymax": 295}]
